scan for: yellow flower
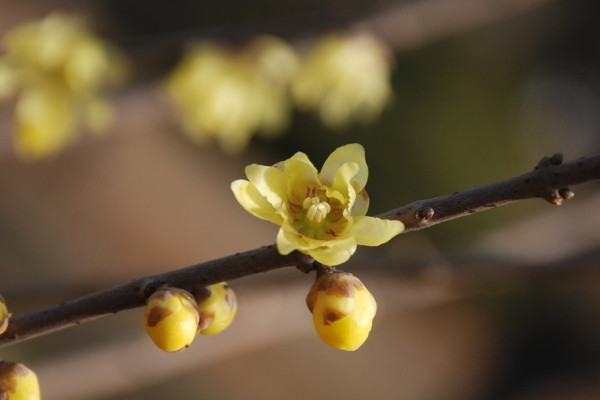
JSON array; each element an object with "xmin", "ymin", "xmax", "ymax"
[
  {"xmin": 306, "ymin": 272, "xmax": 377, "ymax": 351},
  {"xmin": 0, "ymin": 12, "xmax": 127, "ymax": 161},
  {"xmin": 194, "ymin": 282, "xmax": 238, "ymax": 336},
  {"xmin": 0, "ymin": 361, "xmax": 41, "ymax": 400},
  {"xmin": 0, "ymin": 295, "xmax": 10, "ymax": 335},
  {"xmin": 291, "ymin": 33, "xmax": 393, "ymax": 129},
  {"xmin": 144, "ymin": 288, "xmax": 199, "ymax": 353},
  {"xmin": 166, "ymin": 37, "xmax": 296, "ymax": 155},
  {"xmin": 231, "ymin": 143, "xmax": 404, "ymax": 266}
]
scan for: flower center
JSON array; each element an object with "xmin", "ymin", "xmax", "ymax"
[{"xmin": 302, "ymin": 196, "xmax": 331, "ymax": 223}]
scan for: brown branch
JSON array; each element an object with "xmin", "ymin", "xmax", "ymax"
[{"xmin": 1, "ymin": 152, "xmax": 599, "ymax": 348}]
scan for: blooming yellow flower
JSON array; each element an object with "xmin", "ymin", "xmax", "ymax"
[
  {"xmin": 0, "ymin": 361, "xmax": 41, "ymax": 400},
  {"xmin": 144, "ymin": 288, "xmax": 199, "ymax": 353},
  {"xmin": 0, "ymin": 295, "xmax": 10, "ymax": 335},
  {"xmin": 166, "ymin": 36, "xmax": 298, "ymax": 154},
  {"xmin": 231, "ymin": 143, "xmax": 404, "ymax": 265},
  {"xmin": 0, "ymin": 12, "xmax": 127, "ymax": 160},
  {"xmin": 194, "ymin": 282, "xmax": 238, "ymax": 336},
  {"xmin": 306, "ymin": 272, "xmax": 377, "ymax": 351},
  {"xmin": 291, "ymin": 33, "xmax": 393, "ymax": 129}
]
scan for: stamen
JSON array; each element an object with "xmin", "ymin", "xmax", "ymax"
[{"xmin": 303, "ymin": 196, "xmax": 331, "ymax": 223}]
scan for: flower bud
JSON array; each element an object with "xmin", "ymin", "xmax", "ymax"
[
  {"xmin": 0, "ymin": 361, "xmax": 41, "ymax": 400},
  {"xmin": 0, "ymin": 295, "xmax": 10, "ymax": 335},
  {"xmin": 144, "ymin": 288, "xmax": 199, "ymax": 352},
  {"xmin": 306, "ymin": 272, "xmax": 377, "ymax": 351},
  {"xmin": 194, "ymin": 282, "xmax": 237, "ymax": 336}
]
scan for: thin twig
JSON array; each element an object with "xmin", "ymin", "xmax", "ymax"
[{"xmin": 1, "ymin": 152, "xmax": 599, "ymax": 348}]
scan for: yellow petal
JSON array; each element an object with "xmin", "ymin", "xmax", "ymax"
[
  {"xmin": 282, "ymin": 156, "xmax": 320, "ymax": 204},
  {"xmin": 351, "ymin": 189, "xmax": 370, "ymax": 217},
  {"xmin": 14, "ymin": 84, "xmax": 77, "ymax": 160},
  {"xmin": 352, "ymin": 216, "xmax": 404, "ymax": 246},
  {"xmin": 245, "ymin": 164, "xmax": 286, "ymax": 208},
  {"xmin": 0, "ymin": 59, "xmax": 18, "ymax": 99},
  {"xmin": 276, "ymin": 228, "xmax": 308, "ymax": 255},
  {"xmin": 320, "ymin": 143, "xmax": 368, "ymax": 191},
  {"xmin": 328, "ymin": 161, "xmax": 359, "ymax": 206},
  {"xmin": 307, "ymin": 236, "xmax": 357, "ymax": 266},
  {"xmin": 231, "ymin": 180, "xmax": 283, "ymax": 225}
]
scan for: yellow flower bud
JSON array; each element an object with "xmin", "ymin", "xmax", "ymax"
[
  {"xmin": 0, "ymin": 361, "xmax": 41, "ymax": 400},
  {"xmin": 0, "ymin": 295, "xmax": 10, "ymax": 335},
  {"xmin": 194, "ymin": 282, "xmax": 237, "ymax": 336},
  {"xmin": 144, "ymin": 288, "xmax": 199, "ymax": 352},
  {"xmin": 306, "ymin": 272, "xmax": 377, "ymax": 351}
]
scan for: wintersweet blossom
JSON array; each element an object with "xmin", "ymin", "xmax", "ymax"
[
  {"xmin": 231, "ymin": 143, "xmax": 404, "ymax": 265},
  {"xmin": 0, "ymin": 12, "xmax": 127, "ymax": 160},
  {"xmin": 291, "ymin": 33, "xmax": 393, "ymax": 129},
  {"xmin": 166, "ymin": 36, "xmax": 298, "ymax": 154}
]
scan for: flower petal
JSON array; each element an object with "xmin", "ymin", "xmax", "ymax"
[
  {"xmin": 327, "ymin": 161, "xmax": 359, "ymax": 206},
  {"xmin": 276, "ymin": 228, "xmax": 302, "ymax": 255},
  {"xmin": 283, "ymin": 156, "xmax": 320, "ymax": 204},
  {"xmin": 245, "ymin": 164, "xmax": 286, "ymax": 208},
  {"xmin": 308, "ymin": 236, "xmax": 357, "ymax": 266},
  {"xmin": 351, "ymin": 189, "xmax": 370, "ymax": 217},
  {"xmin": 231, "ymin": 180, "xmax": 283, "ymax": 225},
  {"xmin": 320, "ymin": 143, "xmax": 368, "ymax": 190},
  {"xmin": 352, "ymin": 216, "xmax": 404, "ymax": 246}
]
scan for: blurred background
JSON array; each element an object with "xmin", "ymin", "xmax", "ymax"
[{"xmin": 0, "ymin": 0, "xmax": 599, "ymax": 399}]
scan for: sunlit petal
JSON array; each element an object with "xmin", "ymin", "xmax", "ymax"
[
  {"xmin": 353, "ymin": 216, "xmax": 404, "ymax": 246},
  {"xmin": 245, "ymin": 164, "xmax": 287, "ymax": 208},
  {"xmin": 307, "ymin": 236, "xmax": 357, "ymax": 266},
  {"xmin": 320, "ymin": 143, "xmax": 368, "ymax": 190},
  {"xmin": 231, "ymin": 180, "xmax": 283, "ymax": 225}
]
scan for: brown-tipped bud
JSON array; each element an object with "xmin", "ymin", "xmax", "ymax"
[
  {"xmin": 194, "ymin": 282, "xmax": 237, "ymax": 336},
  {"xmin": 0, "ymin": 361, "xmax": 41, "ymax": 400},
  {"xmin": 306, "ymin": 272, "xmax": 377, "ymax": 351},
  {"xmin": 144, "ymin": 288, "xmax": 199, "ymax": 353},
  {"xmin": 0, "ymin": 295, "xmax": 10, "ymax": 335}
]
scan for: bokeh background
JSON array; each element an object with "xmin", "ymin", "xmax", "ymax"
[{"xmin": 1, "ymin": 0, "xmax": 599, "ymax": 399}]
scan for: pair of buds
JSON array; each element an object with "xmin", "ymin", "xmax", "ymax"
[{"xmin": 144, "ymin": 282, "xmax": 237, "ymax": 353}]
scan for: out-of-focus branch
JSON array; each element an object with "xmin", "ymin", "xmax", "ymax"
[
  {"xmin": 0, "ymin": 152, "xmax": 598, "ymax": 348},
  {"xmin": 358, "ymin": 0, "xmax": 561, "ymax": 52}
]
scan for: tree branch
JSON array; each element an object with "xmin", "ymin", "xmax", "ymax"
[{"xmin": 1, "ymin": 152, "xmax": 599, "ymax": 348}]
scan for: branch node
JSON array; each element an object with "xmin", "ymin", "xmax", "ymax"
[
  {"xmin": 137, "ymin": 278, "xmax": 163, "ymax": 299},
  {"xmin": 545, "ymin": 189, "xmax": 564, "ymax": 205},
  {"xmin": 415, "ymin": 207, "xmax": 434, "ymax": 223},
  {"xmin": 559, "ymin": 187, "xmax": 575, "ymax": 200},
  {"xmin": 535, "ymin": 153, "xmax": 564, "ymax": 169}
]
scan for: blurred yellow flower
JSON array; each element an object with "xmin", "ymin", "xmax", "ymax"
[
  {"xmin": 0, "ymin": 12, "xmax": 127, "ymax": 161},
  {"xmin": 166, "ymin": 36, "xmax": 299, "ymax": 155},
  {"xmin": 291, "ymin": 33, "xmax": 393, "ymax": 129},
  {"xmin": 306, "ymin": 272, "xmax": 377, "ymax": 351},
  {"xmin": 231, "ymin": 143, "xmax": 404, "ymax": 266}
]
